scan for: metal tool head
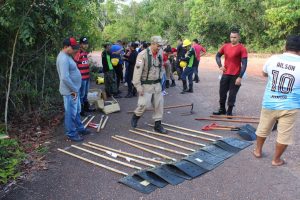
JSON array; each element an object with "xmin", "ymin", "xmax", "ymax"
[
  {"xmin": 118, "ymin": 175, "xmax": 157, "ymax": 194},
  {"xmin": 180, "ymin": 103, "xmax": 195, "ymax": 116}
]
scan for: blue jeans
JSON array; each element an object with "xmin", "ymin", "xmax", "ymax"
[
  {"xmin": 80, "ymin": 79, "xmax": 90, "ymax": 105},
  {"xmin": 193, "ymin": 60, "xmax": 200, "ymax": 77},
  {"xmin": 181, "ymin": 67, "xmax": 194, "ymax": 84},
  {"xmin": 63, "ymin": 95, "xmax": 85, "ymax": 137}
]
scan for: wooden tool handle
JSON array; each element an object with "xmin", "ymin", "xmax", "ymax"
[
  {"xmin": 84, "ymin": 116, "xmax": 95, "ymax": 129},
  {"xmin": 57, "ymin": 148, "xmax": 128, "ymax": 176},
  {"xmin": 97, "ymin": 115, "xmax": 104, "ymax": 132},
  {"xmin": 195, "ymin": 118, "xmax": 259, "ymax": 124},
  {"xmin": 101, "ymin": 116, "xmax": 109, "ymax": 129},
  {"xmin": 210, "ymin": 115, "xmax": 259, "ymax": 120},
  {"xmin": 112, "ymin": 136, "xmax": 176, "ymax": 161},
  {"xmin": 162, "ymin": 123, "xmax": 223, "ymax": 138}
]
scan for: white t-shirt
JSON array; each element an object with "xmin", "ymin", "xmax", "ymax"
[{"xmin": 262, "ymin": 53, "xmax": 300, "ymax": 110}]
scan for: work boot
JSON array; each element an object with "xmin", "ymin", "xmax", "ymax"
[
  {"xmin": 166, "ymin": 80, "xmax": 170, "ymax": 88},
  {"xmin": 78, "ymin": 129, "xmax": 91, "ymax": 135},
  {"xmin": 132, "ymin": 88, "xmax": 137, "ymax": 96},
  {"xmin": 181, "ymin": 80, "xmax": 188, "ymax": 94},
  {"xmin": 187, "ymin": 83, "xmax": 193, "ymax": 93},
  {"xmin": 194, "ymin": 75, "xmax": 199, "ymax": 83},
  {"xmin": 154, "ymin": 121, "xmax": 167, "ymax": 134},
  {"xmin": 227, "ymin": 106, "xmax": 233, "ymax": 116},
  {"xmin": 213, "ymin": 104, "xmax": 226, "ymax": 115},
  {"xmin": 84, "ymin": 102, "xmax": 96, "ymax": 112},
  {"xmin": 68, "ymin": 134, "xmax": 84, "ymax": 142},
  {"xmin": 170, "ymin": 80, "xmax": 176, "ymax": 87},
  {"xmin": 113, "ymin": 93, "xmax": 122, "ymax": 98},
  {"xmin": 125, "ymin": 92, "xmax": 133, "ymax": 98},
  {"xmin": 131, "ymin": 114, "xmax": 140, "ymax": 128}
]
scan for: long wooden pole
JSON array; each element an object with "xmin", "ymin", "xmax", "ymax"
[
  {"xmin": 135, "ymin": 128, "xmax": 206, "ymax": 147},
  {"xmin": 88, "ymin": 142, "xmax": 164, "ymax": 164},
  {"xmin": 82, "ymin": 143, "xmax": 156, "ymax": 168},
  {"xmin": 115, "ymin": 135, "xmax": 188, "ymax": 156},
  {"xmin": 195, "ymin": 118, "xmax": 259, "ymax": 124},
  {"xmin": 84, "ymin": 116, "xmax": 95, "ymax": 129},
  {"xmin": 71, "ymin": 145, "xmax": 141, "ymax": 170},
  {"xmin": 97, "ymin": 115, "xmax": 105, "ymax": 132},
  {"xmin": 112, "ymin": 136, "xmax": 176, "ymax": 162},
  {"xmin": 57, "ymin": 148, "xmax": 128, "ymax": 176},
  {"xmin": 210, "ymin": 115, "xmax": 259, "ymax": 120},
  {"xmin": 82, "ymin": 116, "xmax": 90, "ymax": 124},
  {"xmin": 162, "ymin": 123, "xmax": 223, "ymax": 138},
  {"xmin": 129, "ymin": 130, "xmax": 195, "ymax": 152},
  {"xmin": 101, "ymin": 116, "xmax": 109, "ymax": 129},
  {"xmin": 147, "ymin": 124, "xmax": 215, "ymax": 142}
]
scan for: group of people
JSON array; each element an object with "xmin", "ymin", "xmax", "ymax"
[{"xmin": 56, "ymin": 32, "xmax": 300, "ymax": 167}]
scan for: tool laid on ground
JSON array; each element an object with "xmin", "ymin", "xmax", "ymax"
[
  {"xmin": 57, "ymin": 148, "xmax": 158, "ymax": 194},
  {"xmin": 127, "ymin": 103, "xmax": 194, "ymax": 115},
  {"xmin": 82, "ymin": 143, "xmax": 156, "ymax": 168},
  {"xmin": 112, "ymin": 136, "xmax": 177, "ymax": 162},
  {"xmin": 88, "ymin": 142, "xmax": 165, "ymax": 164},
  {"xmin": 195, "ymin": 117, "xmax": 259, "ymax": 124},
  {"xmin": 210, "ymin": 115, "xmax": 259, "ymax": 120},
  {"xmin": 101, "ymin": 115, "xmax": 109, "ymax": 129},
  {"xmin": 84, "ymin": 115, "xmax": 95, "ymax": 129},
  {"xmin": 135, "ymin": 128, "xmax": 206, "ymax": 147},
  {"xmin": 82, "ymin": 115, "xmax": 92, "ymax": 124},
  {"xmin": 97, "ymin": 115, "xmax": 105, "ymax": 132},
  {"xmin": 202, "ymin": 125, "xmax": 240, "ymax": 131},
  {"xmin": 162, "ymin": 123, "xmax": 223, "ymax": 138}
]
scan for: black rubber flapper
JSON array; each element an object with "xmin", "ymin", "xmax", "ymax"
[
  {"xmin": 220, "ymin": 137, "xmax": 253, "ymax": 150},
  {"xmin": 169, "ymin": 160, "xmax": 208, "ymax": 178},
  {"xmin": 184, "ymin": 151, "xmax": 224, "ymax": 171},
  {"xmin": 148, "ymin": 166, "xmax": 185, "ymax": 185},
  {"xmin": 118, "ymin": 175, "xmax": 157, "ymax": 194},
  {"xmin": 213, "ymin": 140, "xmax": 241, "ymax": 153},
  {"xmin": 201, "ymin": 144, "xmax": 234, "ymax": 159},
  {"xmin": 134, "ymin": 170, "xmax": 168, "ymax": 188}
]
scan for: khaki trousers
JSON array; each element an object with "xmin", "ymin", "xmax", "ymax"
[{"xmin": 134, "ymin": 83, "xmax": 164, "ymax": 121}]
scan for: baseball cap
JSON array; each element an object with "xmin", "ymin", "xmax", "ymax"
[
  {"xmin": 63, "ymin": 37, "xmax": 80, "ymax": 49},
  {"xmin": 80, "ymin": 36, "xmax": 88, "ymax": 44},
  {"xmin": 151, "ymin": 36, "xmax": 164, "ymax": 46}
]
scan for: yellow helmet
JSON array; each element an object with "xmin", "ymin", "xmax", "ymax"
[
  {"xmin": 96, "ymin": 77, "xmax": 104, "ymax": 84},
  {"xmin": 111, "ymin": 58, "xmax": 119, "ymax": 66},
  {"xmin": 179, "ymin": 61, "xmax": 187, "ymax": 68},
  {"xmin": 182, "ymin": 39, "xmax": 192, "ymax": 47}
]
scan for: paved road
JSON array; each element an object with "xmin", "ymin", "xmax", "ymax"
[{"xmin": 3, "ymin": 56, "xmax": 300, "ymax": 200}]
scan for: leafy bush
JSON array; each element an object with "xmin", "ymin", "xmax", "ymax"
[{"xmin": 0, "ymin": 138, "xmax": 25, "ymax": 185}]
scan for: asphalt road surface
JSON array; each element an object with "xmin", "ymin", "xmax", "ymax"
[{"xmin": 3, "ymin": 55, "xmax": 300, "ymax": 200}]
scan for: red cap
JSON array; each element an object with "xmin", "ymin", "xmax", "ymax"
[{"xmin": 63, "ymin": 37, "xmax": 80, "ymax": 49}]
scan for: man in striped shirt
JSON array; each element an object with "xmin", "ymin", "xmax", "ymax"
[{"xmin": 74, "ymin": 36, "xmax": 94, "ymax": 115}]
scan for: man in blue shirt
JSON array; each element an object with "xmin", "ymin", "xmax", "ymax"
[
  {"xmin": 254, "ymin": 35, "xmax": 300, "ymax": 166},
  {"xmin": 56, "ymin": 37, "xmax": 90, "ymax": 142}
]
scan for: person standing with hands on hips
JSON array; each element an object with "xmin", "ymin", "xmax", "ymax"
[
  {"xmin": 213, "ymin": 30, "xmax": 248, "ymax": 116},
  {"xmin": 131, "ymin": 36, "xmax": 167, "ymax": 134}
]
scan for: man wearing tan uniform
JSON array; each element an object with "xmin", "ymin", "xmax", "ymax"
[{"xmin": 131, "ymin": 36, "xmax": 167, "ymax": 134}]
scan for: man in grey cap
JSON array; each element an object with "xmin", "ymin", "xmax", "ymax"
[{"xmin": 131, "ymin": 36, "xmax": 167, "ymax": 134}]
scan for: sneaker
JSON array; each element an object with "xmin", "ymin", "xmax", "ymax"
[
  {"xmin": 68, "ymin": 135, "xmax": 84, "ymax": 142},
  {"xmin": 78, "ymin": 129, "xmax": 91, "ymax": 135}
]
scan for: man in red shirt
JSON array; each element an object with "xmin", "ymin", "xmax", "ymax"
[
  {"xmin": 213, "ymin": 30, "xmax": 248, "ymax": 116},
  {"xmin": 74, "ymin": 36, "xmax": 94, "ymax": 115},
  {"xmin": 192, "ymin": 39, "xmax": 206, "ymax": 83}
]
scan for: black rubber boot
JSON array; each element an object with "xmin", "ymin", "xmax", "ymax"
[
  {"xmin": 227, "ymin": 106, "xmax": 233, "ymax": 116},
  {"xmin": 125, "ymin": 92, "xmax": 133, "ymax": 98},
  {"xmin": 213, "ymin": 103, "xmax": 226, "ymax": 115},
  {"xmin": 131, "ymin": 114, "xmax": 140, "ymax": 128},
  {"xmin": 181, "ymin": 80, "xmax": 188, "ymax": 94},
  {"xmin": 166, "ymin": 80, "xmax": 170, "ymax": 88},
  {"xmin": 170, "ymin": 80, "xmax": 176, "ymax": 87},
  {"xmin": 84, "ymin": 102, "xmax": 96, "ymax": 112},
  {"xmin": 80, "ymin": 104, "xmax": 86, "ymax": 116},
  {"xmin": 187, "ymin": 83, "xmax": 193, "ymax": 93},
  {"xmin": 132, "ymin": 88, "xmax": 137, "ymax": 96},
  {"xmin": 154, "ymin": 121, "xmax": 167, "ymax": 134},
  {"xmin": 194, "ymin": 75, "xmax": 199, "ymax": 83}
]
